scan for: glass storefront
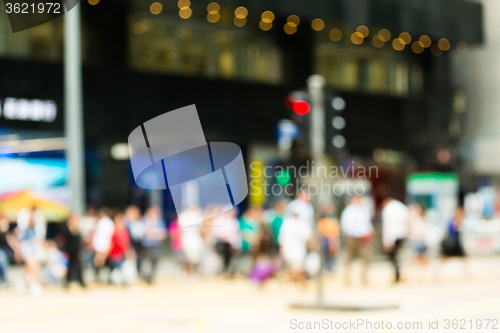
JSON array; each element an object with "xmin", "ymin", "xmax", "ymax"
[
  {"xmin": 128, "ymin": 2, "xmax": 283, "ymax": 84},
  {"xmin": 315, "ymin": 33, "xmax": 423, "ymax": 97}
]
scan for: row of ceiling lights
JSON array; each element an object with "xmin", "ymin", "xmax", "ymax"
[{"xmin": 89, "ymin": 0, "xmax": 470, "ymax": 55}]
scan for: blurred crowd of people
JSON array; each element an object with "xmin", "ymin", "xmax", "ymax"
[
  {"xmin": 0, "ymin": 205, "xmax": 168, "ymax": 294},
  {"xmin": 341, "ymin": 195, "xmax": 469, "ymax": 285},
  {"xmin": 0, "ymin": 190, "xmax": 470, "ymax": 295}
]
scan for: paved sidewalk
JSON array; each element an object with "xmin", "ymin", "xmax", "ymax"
[{"xmin": 1, "ymin": 255, "xmax": 500, "ymax": 333}]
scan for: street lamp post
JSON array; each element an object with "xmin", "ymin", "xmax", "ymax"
[{"xmin": 64, "ymin": 3, "xmax": 85, "ymax": 214}]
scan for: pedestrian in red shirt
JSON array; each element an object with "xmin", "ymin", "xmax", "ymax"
[{"xmin": 108, "ymin": 212, "xmax": 131, "ymax": 273}]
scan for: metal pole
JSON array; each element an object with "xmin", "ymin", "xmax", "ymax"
[
  {"xmin": 64, "ymin": 3, "xmax": 85, "ymax": 214},
  {"xmin": 307, "ymin": 75, "xmax": 326, "ymax": 305},
  {"xmin": 308, "ymin": 75, "xmax": 326, "ymax": 158}
]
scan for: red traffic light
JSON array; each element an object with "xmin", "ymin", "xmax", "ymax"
[
  {"xmin": 292, "ymin": 100, "xmax": 310, "ymax": 115},
  {"xmin": 285, "ymin": 92, "xmax": 310, "ymax": 115}
]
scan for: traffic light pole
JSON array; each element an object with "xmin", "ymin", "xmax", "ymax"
[
  {"xmin": 307, "ymin": 75, "xmax": 327, "ymax": 306},
  {"xmin": 64, "ymin": 3, "xmax": 86, "ymax": 214},
  {"xmin": 290, "ymin": 76, "xmax": 399, "ymax": 312},
  {"xmin": 308, "ymin": 75, "xmax": 326, "ymax": 158}
]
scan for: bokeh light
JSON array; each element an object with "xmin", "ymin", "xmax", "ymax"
[
  {"xmin": 150, "ymin": 2, "xmax": 162, "ymax": 15},
  {"xmin": 399, "ymin": 32, "xmax": 411, "ymax": 45},
  {"xmin": 372, "ymin": 35, "xmax": 384, "ymax": 48},
  {"xmin": 234, "ymin": 17, "xmax": 247, "ymax": 27},
  {"xmin": 177, "ymin": 0, "xmax": 190, "ymax": 9},
  {"xmin": 378, "ymin": 29, "xmax": 391, "ymax": 41},
  {"xmin": 287, "ymin": 15, "xmax": 300, "ymax": 26},
  {"xmin": 351, "ymin": 32, "xmax": 364, "ymax": 45},
  {"xmin": 412, "ymin": 41, "xmax": 424, "ymax": 54},
  {"xmin": 207, "ymin": 2, "xmax": 220, "ymax": 14},
  {"xmin": 276, "ymin": 170, "xmax": 291, "ymax": 186},
  {"xmin": 234, "ymin": 6, "xmax": 248, "ymax": 19},
  {"xmin": 284, "ymin": 22, "xmax": 297, "ymax": 35},
  {"xmin": 179, "ymin": 7, "xmax": 192, "ymax": 19},
  {"xmin": 438, "ymin": 38, "xmax": 451, "ymax": 51},
  {"xmin": 207, "ymin": 12, "xmax": 220, "ymax": 23},
  {"xmin": 329, "ymin": 29, "xmax": 342, "ymax": 41},
  {"xmin": 311, "ymin": 19, "xmax": 325, "ymax": 31},
  {"xmin": 457, "ymin": 41, "xmax": 469, "ymax": 53},
  {"xmin": 259, "ymin": 20, "xmax": 272, "ymax": 31},
  {"xmin": 133, "ymin": 22, "xmax": 146, "ymax": 34},
  {"xmin": 261, "ymin": 11, "xmax": 274, "ymax": 23},
  {"xmin": 419, "ymin": 35, "xmax": 432, "ymax": 48},
  {"xmin": 356, "ymin": 25, "xmax": 369, "ymax": 38},
  {"xmin": 392, "ymin": 38, "xmax": 405, "ymax": 51}
]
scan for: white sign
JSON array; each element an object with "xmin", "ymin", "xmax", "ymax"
[
  {"xmin": 0, "ymin": 97, "xmax": 57, "ymax": 123},
  {"xmin": 463, "ymin": 218, "xmax": 500, "ymax": 254}
]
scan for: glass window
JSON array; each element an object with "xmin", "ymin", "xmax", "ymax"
[
  {"xmin": 128, "ymin": 2, "xmax": 282, "ymax": 84},
  {"xmin": 315, "ymin": 33, "xmax": 423, "ymax": 97}
]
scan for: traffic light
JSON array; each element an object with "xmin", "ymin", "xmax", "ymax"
[
  {"xmin": 284, "ymin": 90, "xmax": 311, "ymax": 150},
  {"xmin": 284, "ymin": 90, "xmax": 347, "ymax": 155},
  {"xmin": 292, "ymin": 100, "xmax": 310, "ymax": 115},
  {"xmin": 285, "ymin": 91, "xmax": 310, "ymax": 116},
  {"xmin": 325, "ymin": 92, "xmax": 347, "ymax": 153}
]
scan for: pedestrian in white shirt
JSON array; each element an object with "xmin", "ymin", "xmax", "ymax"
[
  {"xmin": 284, "ymin": 190, "xmax": 314, "ymax": 226},
  {"xmin": 92, "ymin": 208, "xmax": 115, "ymax": 281},
  {"xmin": 279, "ymin": 213, "xmax": 312, "ymax": 284},
  {"xmin": 79, "ymin": 206, "xmax": 97, "ymax": 268},
  {"xmin": 340, "ymin": 196, "xmax": 373, "ymax": 286},
  {"xmin": 382, "ymin": 197, "xmax": 410, "ymax": 283},
  {"xmin": 213, "ymin": 207, "xmax": 241, "ymax": 274},
  {"xmin": 79, "ymin": 206, "xmax": 97, "ymax": 245},
  {"xmin": 17, "ymin": 206, "xmax": 46, "ymax": 241},
  {"xmin": 179, "ymin": 206, "xmax": 204, "ymax": 275}
]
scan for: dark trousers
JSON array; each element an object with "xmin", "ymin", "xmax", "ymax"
[
  {"xmin": 141, "ymin": 246, "xmax": 160, "ymax": 283},
  {"xmin": 322, "ymin": 238, "xmax": 337, "ymax": 273},
  {"xmin": 215, "ymin": 241, "xmax": 232, "ymax": 273},
  {"xmin": 108, "ymin": 259, "xmax": 125, "ymax": 271},
  {"xmin": 388, "ymin": 239, "xmax": 404, "ymax": 282},
  {"xmin": 66, "ymin": 254, "xmax": 85, "ymax": 287},
  {"xmin": 131, "ymin": 240, "xmax": 142, "ymax": 273}
]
